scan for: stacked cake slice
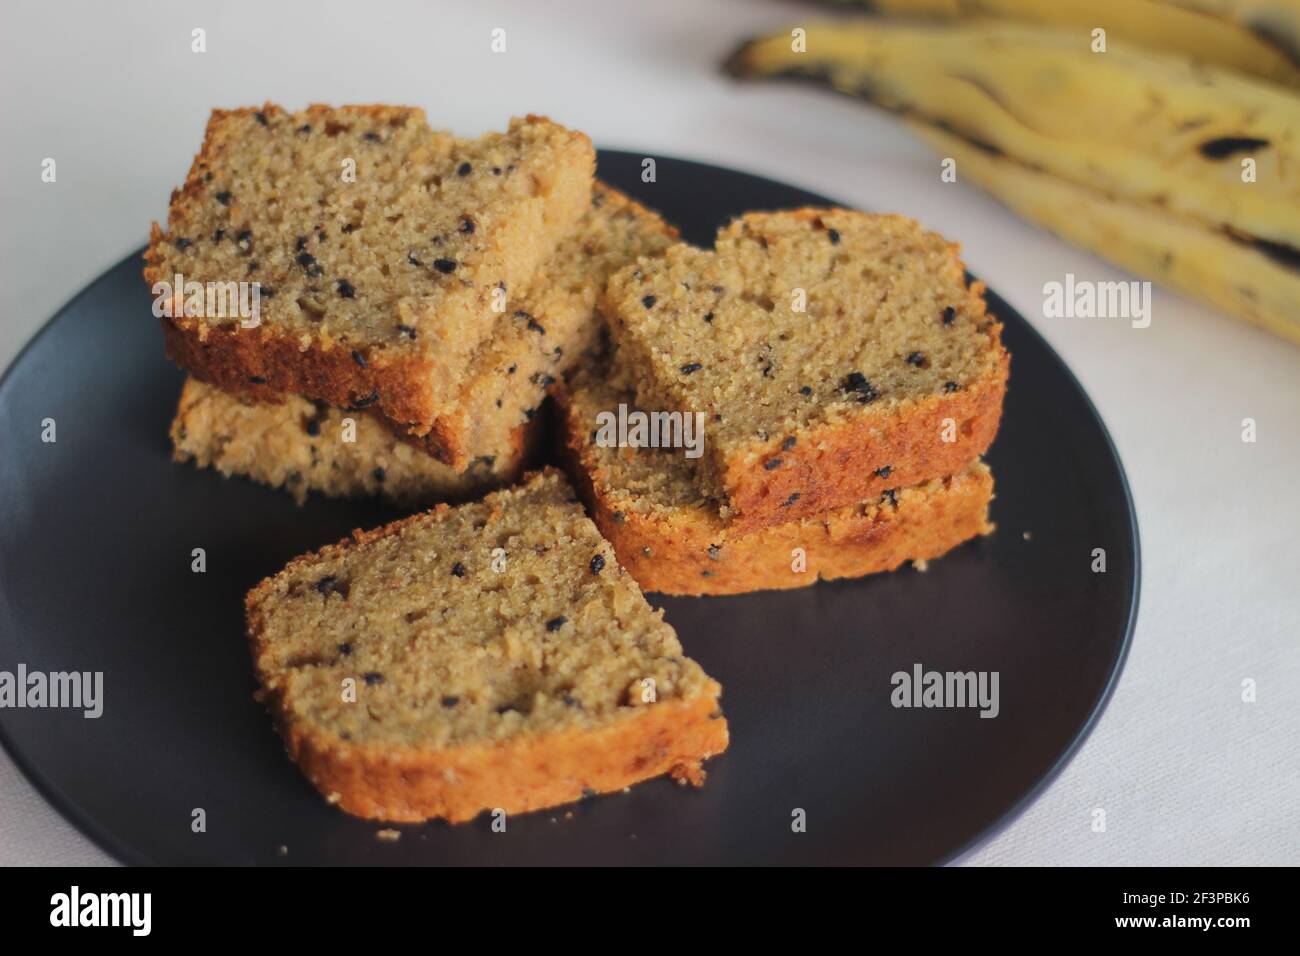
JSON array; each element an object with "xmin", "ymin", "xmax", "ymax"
[
  {"xmin": 148, "ymin": 105, "xmax": 592, "ymax": 437},
  {"xmin": 556, "ymin": 208, "xmax": 1009, "ymax": 595},
  {"xmin": 149, "ymin": 105, "xmax": 675, "ymax": 505}
]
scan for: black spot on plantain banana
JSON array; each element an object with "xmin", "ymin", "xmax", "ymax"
[
  {"xmin": 1200, "ymin": 136, "xmax": 1273, "ymax": 159},
  {"xmin": 927, "ymin": 120, "xmax": 1300, "ymax": 288},
  {"xmin": 911, "ymin": 121, "xmax": 1300, "ymax": 346},
  {"xmin": 1230, "ymin": 232, "xmax": 1300, "ymax": 273}
]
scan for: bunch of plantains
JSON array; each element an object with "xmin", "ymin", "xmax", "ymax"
[{"xmin": 726, "ymin": 2, "xmax": 1300, "ymax": 345}]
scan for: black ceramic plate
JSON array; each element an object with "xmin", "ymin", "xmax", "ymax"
[{"xmin": 0, "ymin": 151, "xmax": 1137, "ymax": 866}]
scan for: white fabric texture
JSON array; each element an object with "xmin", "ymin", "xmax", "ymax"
[{"xmin": 1, "ymin": 0, "xmax": 1295, "ymax": 866}]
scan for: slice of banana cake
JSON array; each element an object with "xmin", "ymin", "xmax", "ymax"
[
  {"xmin": 146, "ymin": 105, "xmax": 594, "ymax": 437},
  {"xmin": 557, "ymin": 358, "xmax": 995, "ymax": 596},
  {"xmin": 603, "ymin": 209, "xmax": 1009, "ymax": 531},
  {"xmin": 245, "ymin": 469, "xmax": 728, "ymax": 823}
]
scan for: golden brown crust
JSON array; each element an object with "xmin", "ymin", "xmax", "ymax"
[
  {"xmin": 587, "ymin": 468, "xmax": 992, "ymax": 596},
  {"xmin": 259, "ymin": 686, "xmax": 726, "ymax": 823},
  {"xmin": 556, "ymin": 383, "xmax": 995, "ymax": 596},
  {"xmin": 159, "ymin": 305, "xmax": 436, "ymax": 420}
]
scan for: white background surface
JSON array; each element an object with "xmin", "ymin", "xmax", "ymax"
[{"xmin": 1, "ymin": 0, "xmax": 1296, "ymax": 867}]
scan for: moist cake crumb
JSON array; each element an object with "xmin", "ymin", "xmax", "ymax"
[
  {"xmin": 602, "ymin": 208, "xmax": 1009, "ymax": 530},
  {"xmin": 395, "ymin": 182, "xmax": 677, "ymax": 469},
  {"xmin": 245, "ymin": 470, "xmax": 728, "ymax": 822}
]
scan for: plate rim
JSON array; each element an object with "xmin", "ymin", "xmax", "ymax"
[
  {"xmin": 0, "ymin": 149, "xmax": 1141, "ymax": 866},
  {"xmin": 940, "ymin": 286, "xmax": 1141, "ymax": 865}
]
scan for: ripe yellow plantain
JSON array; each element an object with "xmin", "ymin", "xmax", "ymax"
[
  {"xmin": 808, "ymin": 0, "xmax": 1300, "ymax": 87},
  {"xmin": 725, "ymin": 22, "xmax": 1300, "ymax": 249},
  {"xmin": 912, "ymin": 122, "xmax": 1300, "ymax": 344}
]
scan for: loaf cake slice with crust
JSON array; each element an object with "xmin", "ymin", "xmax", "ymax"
[
  {"xmin": 400, "ymin": 182, "xmax": 677, "ymax": 468},
  {"xmin": 146, "ymin": 105, "xmax": 594, "ymax": 437},
  {"xmin": 245, "ymin": 469, "xmax": 728, "ymax": 823},
  {"xmin": 171, "ymin": 377, "xmax": 533, "ymax": 506},
  {"xmin": 557, "ymin": 359, "xmax": 995, "ymax": 596},
  {"xmin": 603, "ymin": 209, "xmax": 1009, "ymax": 531}
]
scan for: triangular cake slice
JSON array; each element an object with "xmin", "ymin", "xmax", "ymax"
[{"xmin": 245, "ymin": 470, "xmax": 728, "ymax": 822}]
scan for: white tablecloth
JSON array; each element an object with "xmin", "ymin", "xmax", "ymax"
[{"xmin": 1, "ymin": 0, "xmax": 1295, "ymax": 866}]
